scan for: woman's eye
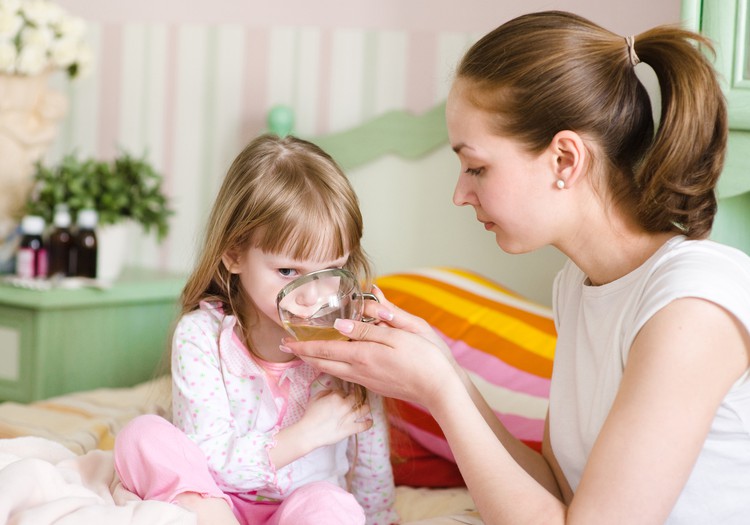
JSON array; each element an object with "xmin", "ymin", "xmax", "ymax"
[
  {"xmin": 278, "ymin": 268, "xmax": 299, "ymax": 278},
  {"xmin": 464, "ymin": 167, "xmax": 483, "ymax": 176}
]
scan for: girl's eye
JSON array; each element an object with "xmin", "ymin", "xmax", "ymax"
[
  {"xmin": 278, "ymin": 268, "xmax": 299, "ymax": 278},
  {"xmin": 464, "ymin": 167, "xmax": 483, "ymax": 176}
]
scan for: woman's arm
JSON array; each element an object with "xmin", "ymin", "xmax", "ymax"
[{"xmin": 288, "ymin": 297, "xmax": 749, "ymax": 524}]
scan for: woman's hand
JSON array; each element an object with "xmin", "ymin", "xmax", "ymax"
[
  {"xmin": 364, "ymin": 285, "xmax": 460, "ymax": 368},
  {"xmin": 282, "ymin": 310, "xmax": 463, "ymax": 411}
]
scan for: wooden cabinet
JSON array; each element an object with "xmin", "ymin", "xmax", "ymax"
[
  {"xmin": 683, "ymin": 0, "xmax": 750, "ymax": 253},
  {"xmin": 0, "ymin": 269, "xmax": 184, "ymax": 402}
]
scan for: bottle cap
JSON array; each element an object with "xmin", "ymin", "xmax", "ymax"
[
  {"xmin": 21, "ymin": 215, "xmax": 45, "ymax": 235},
  {"xmin": 77, "ymin": 209, "xmax": 98, "ymax": 229},
  {"xmin": 53, "ymin": 204, "xmax": 72, "ymax": 228}
]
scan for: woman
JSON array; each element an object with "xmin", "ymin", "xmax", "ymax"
[{"xmin": 284, "ymin": 11, "xmax": 750, "ymax": 525}]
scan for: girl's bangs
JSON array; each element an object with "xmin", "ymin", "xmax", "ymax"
[{"xmin": 255, "ymin": 208, "xmax": 352, "ymax": 262}]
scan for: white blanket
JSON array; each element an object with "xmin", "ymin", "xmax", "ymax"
[
  {"xmin": 0, "ymin": 436, "xmax": 194, "ymax": 524},
  {"xmin": 0, "ymin": 436, "xmax": 481, "ymax": 524}
]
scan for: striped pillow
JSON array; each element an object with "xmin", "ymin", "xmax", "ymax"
[{"xmin": 376, "ymin": 267, "xmax": 555, "ymax": 466}]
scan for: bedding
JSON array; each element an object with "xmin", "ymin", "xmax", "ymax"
[
  {"xmin": 0, "ymin": 266, "xmax": 554, "ymax": 524},
  {"xmin": 376, "ymin": 267, "xmax": 555, "ymax": 488}
]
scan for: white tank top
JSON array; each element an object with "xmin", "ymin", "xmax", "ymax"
[{"xmin": 550, "ymin": 236, "xmax": 750, "ymax": 524}]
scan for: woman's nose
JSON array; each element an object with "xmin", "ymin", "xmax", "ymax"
[{"xmin": 452, "ymin": 175, "xmax": 473, "ymax": 207}]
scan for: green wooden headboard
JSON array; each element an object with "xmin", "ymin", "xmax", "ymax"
[{"xmin": 266, "ymin": 104, "xmax": 448, "ymax": 171}]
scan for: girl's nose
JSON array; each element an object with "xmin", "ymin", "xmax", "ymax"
[{"xmin": 296, "ymin": 281, "xmax": 321, "ymax": 308}]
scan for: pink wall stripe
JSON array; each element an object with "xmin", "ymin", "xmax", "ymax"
[
  {"xmin": 405, "ymin": 31, "xmax": 437, "ymax": 114},
  {"xmin": 240, "ymin": 27, "xmax": 271, "ymax": 142},
  {"xmin": 439, "ymin": 333, "xmax": 552, "ymax": 398},
  {"xmin": 97, "ymin": 24, "xmax": 123, "ymax": 160},
  {"xmin": 315, "ymin": 29, "xmax": 334, "ymax": 135}
]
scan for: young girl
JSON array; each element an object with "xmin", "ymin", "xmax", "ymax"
[
  {"xmin": 114, "ymin": 134, "xmax": 398, "ymax": 525},
  {"xmin": 288, "ymin": 10, "xmax": 750, "ymax": 525}
]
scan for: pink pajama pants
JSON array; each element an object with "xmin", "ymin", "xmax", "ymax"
[{"xmin": 114, "ymin": 414, "xmax": 366, "ymax": 525}]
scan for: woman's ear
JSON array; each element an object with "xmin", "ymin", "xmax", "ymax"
[
  {"xmin": 221, "ymin": 251, "xmax": 242, "ymax": 274},
  {"xmin": 550, "ymin": 130, "xmax": 587, "ymax": 188}
]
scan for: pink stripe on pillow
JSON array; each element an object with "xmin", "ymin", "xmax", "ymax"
[
  {"xmin": 440, "ymin": 333, "xmax": 551, "ymax": 398},
  {"xmin": 393, "ymin": 419, "xmax": 457, "ymax": 461},
  {"xmin": 495, "ymin": 412, "xmax": 546, "ymax": 442}
]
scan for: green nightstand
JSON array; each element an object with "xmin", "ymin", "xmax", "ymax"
[{"xmin": 0, "ymin": 268, "xmax": 185, "ymax": 402}]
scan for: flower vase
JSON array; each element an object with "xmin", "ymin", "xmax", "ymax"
[
  {"xmin": 0, "ymin": 72, "xmax": 68, "ymax": 272},
  {"xmin": 96, "ymin": 222, "xmax": 132, "ymax": 283}
]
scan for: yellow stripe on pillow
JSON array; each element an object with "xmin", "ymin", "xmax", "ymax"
[{"xmin": 377, "ymin": 274, "xmax": 555, "ymax": 359}]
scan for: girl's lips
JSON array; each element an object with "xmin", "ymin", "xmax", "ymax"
[{"xmin": 481, "ymin": 220, "xmax": 494, "ymax": 230}]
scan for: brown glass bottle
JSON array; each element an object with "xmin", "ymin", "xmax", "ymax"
[
  {"xmin": 74, "ymin": 209, "xmax": 98, "ymax": 278},
  {"xmin": 48, "ymin": 204, "xmax": 74, "ymax": 277}
]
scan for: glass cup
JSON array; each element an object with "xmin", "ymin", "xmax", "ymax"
[{"xmin": 276, "ymin": 268, "xmax": 378, "ymax": 341}]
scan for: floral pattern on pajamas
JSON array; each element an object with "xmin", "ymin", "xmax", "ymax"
[{"xmin": 171, "ymin": 302, "xmax": 399, "ymax": 524}]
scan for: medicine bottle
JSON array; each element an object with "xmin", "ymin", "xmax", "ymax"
[
  {"xmin": 16, "ymin": 215, "xmax": 47, "ymax": 279},
  {"xmin": 48, "ymin": 204, "xmax": 74, "ymax": 277},
  {"xmin": 74, "ymin": 209, "xmax": 98, "ymax": 278}
]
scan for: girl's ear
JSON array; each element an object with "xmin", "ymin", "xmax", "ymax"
[
  {"xmin": 222, "ymin": 251, "xmax": 242, "ymax": 274},
  {"xmin": 550, "ymin": 130, "xmax": 587, "ymax": 188}
]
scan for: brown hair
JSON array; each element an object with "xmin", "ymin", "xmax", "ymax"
[
  {"xmin": 456, "ymin": 10, "xmax": 727, "ymax": 238},
  {"xmin": 179, "ymin": 133, "xmax": 370, "ymax": 404}
]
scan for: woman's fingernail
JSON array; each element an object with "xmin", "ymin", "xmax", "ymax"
[
  {"xmin": 378, "ymin": 309, "xmax": 393, "ymax": 321},
  {"xmin": 279, "ymin": 345, "xmax": 293, "ymax": 354},
  {"xmin": 334, "ymin": 319, "xmax": 354, "ymax": 333}
]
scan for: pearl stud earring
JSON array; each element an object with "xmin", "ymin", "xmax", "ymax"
[{"xmin": 556, "ymin": 179, "xmax": 565, "ymax": 189}]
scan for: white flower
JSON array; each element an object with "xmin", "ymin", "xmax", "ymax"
[
  {"xmin": 20, "ymin": 24, "xmax": 54, "ymax": 49},
  {"xmin": 50, "ymin": 35, "xmax": 77, "ymax": 68},
  {"xmin": 15, "ymin": 44, "xmax": 46, "ymax": 75},
  {"xmin": 1, "ymin": 0, "xmax": 91, "ymax": 78},
  {"xmin": 0, "ymin": 39, "xmax": 17, "ymax": 72},
  {"xmin": 21, "ymin": 0, "xmax": 59, "ymax": 26},
  {"xmin": 0, "ymin": 9, "xmax": 23, "ymax": 37},
  {"xmin": 55, "ymin": 14, "xmax": 85, "ymax": 40},
  {"xmin": 0, "ymin": 0, "xmax": 22, "ymax": 14}
]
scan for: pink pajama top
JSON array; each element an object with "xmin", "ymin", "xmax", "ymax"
[{"xmin": 171, "ymin": 302, "xmax": 398, "ymax": 525}]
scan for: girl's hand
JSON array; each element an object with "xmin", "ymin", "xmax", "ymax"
[
  {"xmin": 299, "ymin": 390, "xmax": 372, "ymax": 448},
  {"xmin": 270, "ymin": 390, "xmax": 371, "ymax": 469}
]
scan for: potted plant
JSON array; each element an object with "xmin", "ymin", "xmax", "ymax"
[
  {"xmin": 26, "ymin": 150, "xmax": 172, "ymax": 239},
  {"xmin": 25, "ymin": 150, "xmax": 172, "ymax": 280}
]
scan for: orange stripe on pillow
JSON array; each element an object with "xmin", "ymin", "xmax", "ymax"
[
  {"xmin": 377, "ymin": 285, "xmax": 553, "ymax": 377},
  {"xmin": 378, "ymin": 273, "xmax": 555, "ymax": 336}
]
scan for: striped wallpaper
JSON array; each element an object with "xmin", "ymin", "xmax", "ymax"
[
  {"xmin": 38, "ymin": 0, "xmax": 680, "ymax": 295},
  {"xmin": 44, "ymin": 22, "xmax": 478, "ymax": 275}
]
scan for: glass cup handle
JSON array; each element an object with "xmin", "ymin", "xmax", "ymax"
[{"xmin": 361, "ymin": 292, "xmax": 380, "ymax": 323}]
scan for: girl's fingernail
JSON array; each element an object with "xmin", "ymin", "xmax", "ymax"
[
  {"xmin": 279, "ymin": 345, "xmax": 293, "ymax": 354},
  {"xmin": 378, "ymin": 309, "xmax": 393, "ymax": 321},
  {"xmin": 334, "ymin": 319, "xmax": 354, "ymax": 333}
]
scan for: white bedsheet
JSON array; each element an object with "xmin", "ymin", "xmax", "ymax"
[{"xmin": 0, "ymin": 436, "xmax": 480, "ymax": 524}]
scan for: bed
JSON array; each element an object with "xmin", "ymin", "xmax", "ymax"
[{"xmin": 0, "ymin": 108, "xmax": 557, "ymax": 524}]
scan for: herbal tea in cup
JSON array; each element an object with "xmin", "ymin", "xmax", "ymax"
[{"xmin": 276, "ymin": 268, "xmax": 377, "ymax": 341}]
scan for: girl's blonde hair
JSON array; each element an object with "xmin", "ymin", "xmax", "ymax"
[
  {"xmin": 456, "ymin": 11, "xmax": 727, "ymax": 239},
  {"xmin": 178, "ymin": 134, "xmax": 371, "ymax": 402}
]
